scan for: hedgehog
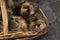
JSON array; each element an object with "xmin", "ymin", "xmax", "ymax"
[
  {"xmin": 29, "ymin": 19, "xmax": 47, "ymax": 32},
  {"xmin": 9, "ymin": 16, "xmax": 28, "ymax": 31},
  {"xmin": 20, "ymin": 1, "xmax": 34, "ymax": 16}
]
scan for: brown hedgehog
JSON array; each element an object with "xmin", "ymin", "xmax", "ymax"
[
  {"xmin": 29, "ymin": 19, "xmax": 47, "ymax": 32},
  {"xmin": 20, "ymin": 1, "xmax": 34, "ymax": 16},
  {"xmin": 9, "ymin": 16, "xmax": 28, "ymax": 31}
]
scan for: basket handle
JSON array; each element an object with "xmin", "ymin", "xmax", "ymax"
[{"xmin": 0, "ymin": 0, "xmax": 8, "ymax": 35}]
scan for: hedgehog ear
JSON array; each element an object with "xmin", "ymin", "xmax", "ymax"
[{"xmin": 25, "ymin": 0, "xmax": 40, "ymax": 4}]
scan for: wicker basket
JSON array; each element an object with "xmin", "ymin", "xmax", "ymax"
[{"xmin": 0, "ymin": 0, "xmax": 49, "ymax": 40}]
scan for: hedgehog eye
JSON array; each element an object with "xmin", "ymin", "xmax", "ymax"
[
  {"xmin": 37, "ymin": 24, "xmax": 40, "ymax": 27},
  {"xmin": 35, "ymin": 24, "xmax": 41, "ymax": 28}
]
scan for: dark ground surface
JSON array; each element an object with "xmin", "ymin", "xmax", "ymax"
[{"xmin": 34, "ymin": 0, "xmax": 60, "ymax": 40}]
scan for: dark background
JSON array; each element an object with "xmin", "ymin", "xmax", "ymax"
[{"xmin": 34, "ymin": 0, "xmax": 60, "ymax": 40}]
